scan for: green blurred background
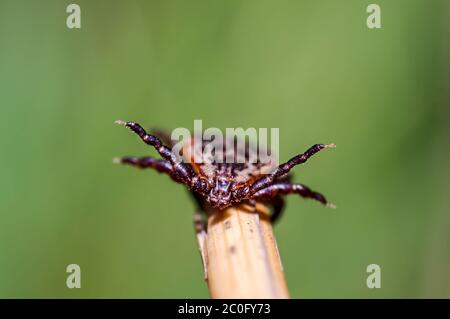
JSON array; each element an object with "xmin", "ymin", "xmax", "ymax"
[{"xmin": 1, "ymin": 0, "xmax": 449, "ymax": 298}]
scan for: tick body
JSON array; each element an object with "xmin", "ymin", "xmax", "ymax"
[{"xmin": 114, "ymin": 120, "xmax": 335, "ymax": 223}]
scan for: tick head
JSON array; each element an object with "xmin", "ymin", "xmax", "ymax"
[{"xmin": 207, "ymin": 178, "xmax": 233, "ymax": 209}]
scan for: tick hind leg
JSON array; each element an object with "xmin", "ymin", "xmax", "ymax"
[
  {"xmin": 266, "ymin": 196, "xmax": 285, "ymax": 224},
  {"xmin": 191, "ymin": 192, "xmax": 208, "ymax": 279},
  {"xmin": 193, "ymin": 208, "xmax": 208, "ymax": 280},
  {"xmin": 190, "ymin": 191, "xmax": 208, "ymax": 229},
  {"xmin": 252, "ymin": 182, "xmax": 335, "ymax": 209}
]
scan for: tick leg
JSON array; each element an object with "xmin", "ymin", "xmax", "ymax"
[
  {"xmin": 149, "ymin": 128, "xmax": 174, "ymax": 148},
  {"xmin": 269, "ymin": 196, "xmax": 285, "ymax": 224},
  {"xmin": 113, "ymin": 156, "xmax": 183, "ymax": 181},
  {"xmin": 188, "ymin": 191, "xmax": 208, "ymax": 231},
  {"xmin": 114, "ymin": 156, "xmax": 172, "ymax": 172},
  {"xmin": 190, "ymin": 191, "xmax": 207, "ymax": 212},
  {"xmin": 115, "ymin": 120, "xmax": 196, "ymax": 183},
  {"xmin": 252, "ymin": 182, "xmax": 335, "ymax": 208},
  {"xmin": 249, "ymin": 143, "xmax": 335, "ymax": 195},
  {"xmin": 193, "ymin": 209, "xmax": 208, "ymax": 280},
  {"xmin": 193, "ymin": 209, "xmax": 207, "ymax": 234}
]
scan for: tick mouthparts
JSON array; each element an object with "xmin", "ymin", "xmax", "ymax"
[
  {"xmin": 326, "ymin": 143, "xmax": 336, "ymax": 148},
  {"xmin": 114, "ymin": 119, "xmax": 127, "ymax": 126}
]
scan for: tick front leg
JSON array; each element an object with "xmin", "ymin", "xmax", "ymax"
[
  {"xmin": 113, "ymin": 155, "xmax": 183, "ymax": 181},
  {"xmin": 252, "ymin": 183, "xmax": 336, "ymax": 208},
  {"xmin": 114, "ymin": 156, "xmax": 173, "ymax": 172},
  {"xmin": 249, "ymin": 143, "xmax": 335, "ymax": 195},
  {"xmin": 149, "ymin": 128, "xmax": 174, "ymax": 148},
  {"xmin": 114, "ymin": 156, "xmax": 189, "ymax": 185},
  {"xmin": 115, "ymin": 120, "xmax": 196, "ymax": 183}
]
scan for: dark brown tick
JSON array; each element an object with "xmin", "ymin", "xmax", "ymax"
[{"xmin": 114, "ymin": 120, "xmax": 335, "ymax": 224}]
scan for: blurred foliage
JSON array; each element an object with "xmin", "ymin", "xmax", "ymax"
[{"xmin": 0, "ymin": 0, "xmax": 449, "ymax": 298}]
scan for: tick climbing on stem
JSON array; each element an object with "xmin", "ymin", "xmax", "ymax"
[{"xmin": 114, "ymin": 120, "xmax": 336, "ymax": 223}]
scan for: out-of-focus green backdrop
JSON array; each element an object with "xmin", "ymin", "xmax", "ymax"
[{"xmin": 1, "ymin": 0, "xmax": 449, "ymax": 298}]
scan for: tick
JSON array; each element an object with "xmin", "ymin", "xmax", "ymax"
[{"xmin": 114, "ymin": 120, "xmax": 335, "ymax": 226}]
